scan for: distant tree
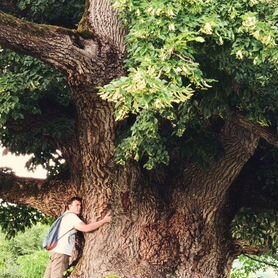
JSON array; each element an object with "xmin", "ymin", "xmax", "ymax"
[{"xmin": 0, "ymin": 0, "xmax": 278, "ymax": 277}]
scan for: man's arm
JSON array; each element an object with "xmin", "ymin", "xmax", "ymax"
[{"xmin": 74, "ymin": 212, "xmax": 112, "ymax": 233}]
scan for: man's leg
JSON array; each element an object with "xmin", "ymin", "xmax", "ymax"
[
  {"xmin": 49, "ymin": 253, "xmax": 70, "ymax": 278},
  {"xmin": 43, "ymin": 256, "xmax": 52, "ymax": 278}
]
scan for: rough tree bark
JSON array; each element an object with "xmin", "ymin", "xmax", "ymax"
[{"xmin": 0, "ymin": 1, "xmax": 277, "ymax": 278}]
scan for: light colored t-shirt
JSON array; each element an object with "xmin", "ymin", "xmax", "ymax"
[{"xmin": 51, "ymin": 212, "xmax": 84, "ymax": 256}]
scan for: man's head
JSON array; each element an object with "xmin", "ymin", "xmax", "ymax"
[{"xmin": 66, "ymin": 196, "xmax": 82, "ymax": 215}]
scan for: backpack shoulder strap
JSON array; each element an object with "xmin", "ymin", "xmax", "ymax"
[{"xmin": 56, "ymin": 212, "xmax": 76, "ymax": 241}]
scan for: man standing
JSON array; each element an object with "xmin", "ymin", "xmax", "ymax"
[{"xmin": 44, "ymin": 196, "xmax": 112, "ymax": 278}]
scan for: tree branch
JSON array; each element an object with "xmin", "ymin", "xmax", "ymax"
[
  {"xmin": 0, "ymin": 169, "xmax": 77, "ymax": 216},
  {"xmin": 244, "ymin": 254, "xmax": 278, "ymax": 269},
  {"xmin": 78, "ymin": 0, "xmax": 126, "ymax": 53},
  {"xmin": 173, "ymin": 118, "xmax": 260, "ymax": 215},
  {"xmin": 234, "ymin": 240, "xmax": 269, "ymax": 256},
  {"xmin": 234, "ymin": 114, "xmax": 278, "ymax": 147},
  {"xmin": 0, "ymin": 12, "xmax": 98, "ymax": 74},
  {"xmin": 173, "ymin": 112, "xmax": 278, "ymax": 217}
]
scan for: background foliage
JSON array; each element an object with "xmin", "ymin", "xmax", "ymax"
[
  {"xmin": 0, "ymin": 201, "xmax": 48, "ymax": 239},
  {"xmin": 231, "ymin": 255, "xmax": 278, "ymax": 278},
  {"xmin": 0, "ymin": 223, "xmax": 49, "ymax": 278}
]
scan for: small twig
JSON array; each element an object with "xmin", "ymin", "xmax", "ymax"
[{"xmin": 244, "ymin": 254, "xmax": 278, "ymax": 269}]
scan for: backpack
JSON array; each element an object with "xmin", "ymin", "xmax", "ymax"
[{"xmin": 42, "ymin": 212, "xmax": 73, "ymax": 251}]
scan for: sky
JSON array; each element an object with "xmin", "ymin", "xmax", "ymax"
[{"xmin": 0, "ymin": 147, "xmax": 46, "ymax": 178}]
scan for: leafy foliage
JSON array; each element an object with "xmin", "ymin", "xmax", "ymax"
[
  {"xmin": 99, "ymin": 0, "xmax": 278, "ymax": 168},
  {"xmin": 0, "ymin": 223, "xmax": 49, "ymax": 278},
  {"xmin": 0, "ymin": 201, "xmax": 49, "ymax": 239},
  {"xmin": 231, "ymin": 255, "xmax": 278, "ymax": 278},
  {"xmin": 0, "ymin": 47, "xmax": 74, "ymax": 176},
  {"xmin": 230, "ymin": 142, "xmax": 278, "ymax": 258},
  {"xmin": 232, "ymin": 209, "xmax": 278, "ymax": 253},
  {"xmin": 17, "ymin": 0, "xmax": 84, "ymax": 27},
  {"xmin": 16, "ymin": 251, "xmax": 49, "ymax": 278}
]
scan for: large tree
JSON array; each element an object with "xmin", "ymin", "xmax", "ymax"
[{"xmin": 0, "ymin": 0, "xmax": 278, "ymax": 277}]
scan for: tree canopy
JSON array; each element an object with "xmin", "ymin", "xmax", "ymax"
[{"xmin": 101, "ymin": 0, "xmax": 278, "ymax": 169}]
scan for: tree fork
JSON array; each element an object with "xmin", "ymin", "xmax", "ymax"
[{"xmin": 78, "ymin": 0, "xmax": 126, "ymax": 53}]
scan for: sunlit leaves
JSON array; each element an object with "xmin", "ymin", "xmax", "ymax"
[
  {"xmin": 231, "ymin": 255, "xmax": 278, "ymax": 278},
  {"xmin": 102, "ymin": 0, "xmax": 219, "ymax": 167},
  {"xmin": 100, "ymin": 68, "xmax": 194, "ymax": 121},
  {"xmin": 101, "ymin": 0, "xmax": 278, "ymax": 168}
]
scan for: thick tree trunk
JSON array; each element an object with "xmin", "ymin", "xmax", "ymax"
[
  {"xmin": 67, "ymin": 116, "xmax": 260, "ymax": 278},
  {"xmin": 71, "ymin": 177, "xmax": 236, "ymax": 278}
]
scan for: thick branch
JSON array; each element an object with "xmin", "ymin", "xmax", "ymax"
[
  {"xmin": 0, "ymin": 170, "xmax": 77, "ymax": 216},
  {"xmin": 0, "ymin": 12, "xmax": 98, "ymax": 74},
  {"xmin": 235, "ymin": 113, "xmax": 278, "ymax": 147},
  {"xmin": 173, "ymin": 119, "xmax": 260, "ymax": 215},
  {"xmin": 234, "ymin": 240, "xmax": 268, "ymax": 256},
  {"xmin": 78, "ymin": 0, "xmax": 126, "ymax": 53},
  {"xmin": 244, "ymin": 254, "xmax": 278, "ymax": 269}
]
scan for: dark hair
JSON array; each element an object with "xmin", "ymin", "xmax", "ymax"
[{"xmin": 66, "ymin": 196, "xmax": 82, "ymax": 209}]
